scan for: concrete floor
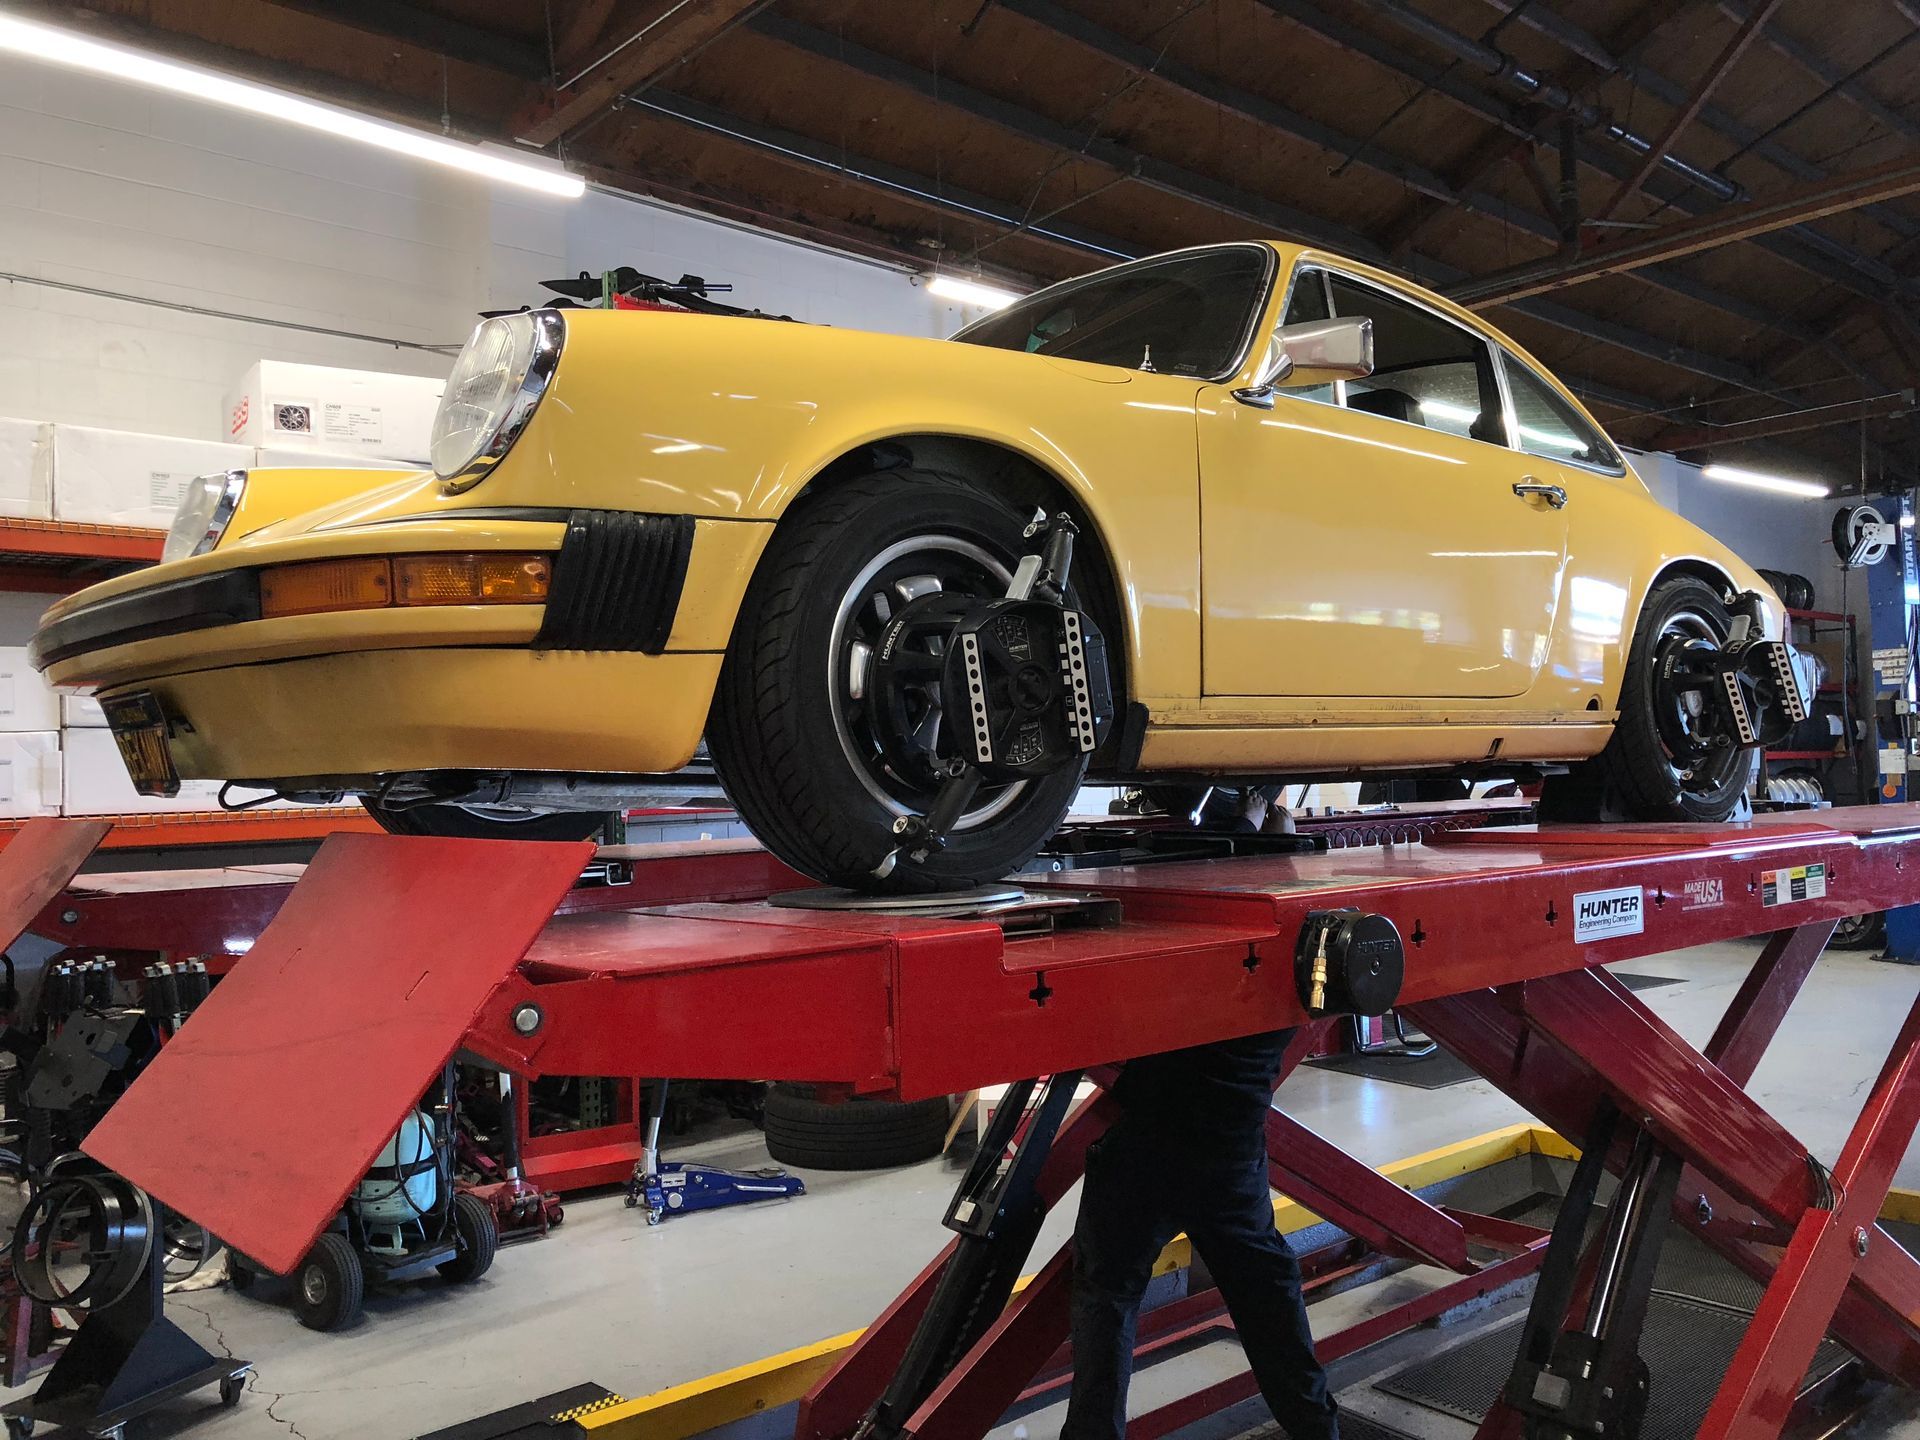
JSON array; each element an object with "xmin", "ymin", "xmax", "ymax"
[{"xmin": 10, "ymin": 935, "xmax": 1920, "ymax": 1439}]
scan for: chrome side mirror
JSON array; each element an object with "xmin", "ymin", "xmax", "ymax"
[{"xmin": 1233, "ymin": 317, "xmax": 1375, "ymax": 408}]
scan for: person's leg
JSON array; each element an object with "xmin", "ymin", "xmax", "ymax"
[
  {"xmin": 1062, "ymin": 1124, "xmax": 1179, "ymax": 1440},
  {"xmin": 1184, "ymin": 1149, "xmax": 1339, "ymax": 1440}
]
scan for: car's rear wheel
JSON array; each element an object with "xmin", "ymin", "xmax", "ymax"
[
  {"xmin": 1601, "ymin": 575, "xmax": 1757, "ymax": 822},
  {"xmin": 709, "ymin": 470, "xmax": 1089, "ymax": 892},
  {"xmin": 365, "ymin": 801, "xmax": 607, "ymax": 843}
]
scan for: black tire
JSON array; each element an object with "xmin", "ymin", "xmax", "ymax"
[
  {"xmin": 293, "ymin": 1233, "xmax": 363, "ymax": 1331},
  {"xmin": 226, "ymin": 1253, "xmax": 256, "ymax": 1294},
  {"xmin": 1601, "ymin": 575, "xmax": 1758, "ymax": 823},
  {"xmin": 762, "ymin": 1084, "xmax": 951, "ymax": 1171},
  {"xmin": 709, "ymin": 470, "xmax": 1090, "ymax": 891},
  {"xmin": 1830, "ymin": 911, "xmax": 1886, "ymax": 951},
  {"xmin": 437, "ymin": 1193, "xmax": 498, "ymax": 1284},
  {"xmin": 366, "ymin": 800, "xmax": 606, "ymax": 843}
]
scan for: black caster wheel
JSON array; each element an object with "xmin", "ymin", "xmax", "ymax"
[
  {"xmin": 220, "ymin": 1370, "xmax": 247, "ymax": 1407},
  {"xmin": 7, "ymin": 1416, "xmax": 34, "ymax": 1438}
]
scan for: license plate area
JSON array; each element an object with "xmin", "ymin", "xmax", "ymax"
[{"xmin": 98, "ymin": 690, "xmax": 181, "ymax": 797}]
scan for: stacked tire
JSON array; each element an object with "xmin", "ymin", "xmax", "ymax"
[{"xmin": 762, "ymin": 1084, "xmax": 951, "ymax": 1171}]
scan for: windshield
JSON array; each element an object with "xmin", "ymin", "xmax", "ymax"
[{"xmin": 950, "ymin": 245, "xmax": 1274, "ymax": 380}]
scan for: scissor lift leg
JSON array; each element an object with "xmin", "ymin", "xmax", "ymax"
[
  {"xmin": 1414, "ymin": 921, "xmax": 1920, "ymax": 1440},
  {"xmin": 804, "ymin": 1024, "xmax": 1552, "ymax": 1440}
]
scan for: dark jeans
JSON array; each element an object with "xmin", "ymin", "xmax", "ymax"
[{"xmin": 1061, "ymin": 1033, "xmax": 1338, "ymax": 1440}]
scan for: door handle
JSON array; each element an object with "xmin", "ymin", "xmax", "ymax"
[{"xmin": 1513, "ymin": 480, "xmax": 1568, "ymax": 509}]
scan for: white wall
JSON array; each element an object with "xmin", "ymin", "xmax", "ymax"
[
  {"xmin": 1629, "ymin": 449, "xmax": 1840, "ymax": 610},
  {"xmin": 0, "ymin": 53, "xmax": 984, "ymax": 445}
]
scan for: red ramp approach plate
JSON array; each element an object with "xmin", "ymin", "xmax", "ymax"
[{"xmin": 84, "ymin": 831, "xmax": 592, "ymax": 1275}]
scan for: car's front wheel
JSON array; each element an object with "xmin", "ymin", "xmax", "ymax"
[
  {"xmin": 1599, "ymin": 574, "xmax": 1758, "ymax": 822},
  {"xmin": 708, "ymin": 470, "xmax": 1090, "ymax": 892}
]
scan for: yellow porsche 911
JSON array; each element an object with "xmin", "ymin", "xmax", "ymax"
[{"xmin": 32, "ymin": 241, "xmax": 1806, "ymax": 891}]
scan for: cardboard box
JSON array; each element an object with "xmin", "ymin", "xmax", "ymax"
[
  {"xmin": 61, "ymin": 694, "xmax": 106, "ymax": 728},
  {"xmin": 43, "ymin": 425, "xmax": 251, "ymax": 530},
  {"xmin": 0, "ymin": 733, "xmax": 61, "ymax": 818},
  {"xmin": 0, "ymin": 593, "xmax": 52, "ymax": 650},
  {"xmin": 0, "ymin": 649, "xmax": 59, "ymax": 733},
  {"xmin": 0, "ymin": 417, "xmax": 52, "ymax": 520},
  {"xmin": 61, "ymin": 726, "xmax": 223, "ymax": 816},
  {"xmin": 226, "ymin": 362, "xmax": 444, "ymax": 462}
]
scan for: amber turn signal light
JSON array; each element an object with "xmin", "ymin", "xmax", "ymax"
[
  {"xmin": 258, "ymin": 553, "xmax": 551, "ymax": 619},
  {"xmin": 259, "ymin": 558, "xmax": 392, "ymax": 618},
  {"xmin": 394, "ymin": 554, "xmax": 551, "ymax": 606}
]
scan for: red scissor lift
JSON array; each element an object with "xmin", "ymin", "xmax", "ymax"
[{"xmin": 8, "ymin": 804, "xmax": 1920, "ymax": 1440}]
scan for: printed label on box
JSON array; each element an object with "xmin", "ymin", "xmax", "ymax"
[
  {"xmin": 1573, "ymin": 885, "xmax": 1643, "ymax": 942},
  {"xmin": 322, "ymin": 403, "xmax": 384, "ymax": 446},
  {"xmin": 148, "ymin": 471, "xmax": 191, "ymax": 509},
  {"xmin": 1760, "ymin": 863, "xmax": 1826, "ymax": 907}
]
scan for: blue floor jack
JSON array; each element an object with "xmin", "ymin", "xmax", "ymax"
[{"xmin": 624, "ymin": 1078, "xmax": 806, "ymax": 1224}]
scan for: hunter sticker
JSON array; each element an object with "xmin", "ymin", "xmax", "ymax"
[
  {"xmin": 1573, "ymin": 885, "xmax": 1644, "ymax": 942},
  {"xmin": 1761, "ymin": 863, "xmax": 1826, "ymax": 907}
]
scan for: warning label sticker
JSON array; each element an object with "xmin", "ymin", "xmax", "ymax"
[
  {"xmin": 1573, "ymin": 885, "xmax": 1644, "ymax": 943},
  {"xmin": 1761, "ymin": 862, "xmax": 1826, "ymax": 907}
]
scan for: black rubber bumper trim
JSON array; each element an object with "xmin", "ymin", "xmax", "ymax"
[
  {"xmin": 30, "ymin": 569, "xmax": 262, "ymax": 670},
  {"xmin": 533, "ymin": 511, "xmax": 696, "ymax": 654}
]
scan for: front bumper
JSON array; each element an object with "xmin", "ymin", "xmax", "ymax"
[
  {"xmin": 33, "ymin": 510, "xmax": 771, "ymax": 783},
  {"xmin": 134, "ymin": 648, "xmax": 723, "ymax": 781},
  {"xmin": 34, "ymin": 510, "xmax": 703, "ymax": 680}
]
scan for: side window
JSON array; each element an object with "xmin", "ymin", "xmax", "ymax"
[
  {"xmin": 1272, "ymin": 267, "xmax": 1337, "ymax": 405},
  {"xmin": 1326, "ymin": 276, "xmax": 1506, "ymax": 446},
  {"xmin": 1502, "ymin": 356, "xmax": 1623, "ymax": 470}
]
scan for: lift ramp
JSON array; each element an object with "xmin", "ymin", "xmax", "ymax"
[
  {"xmin": 35, "ymin": 804, "xmax": 1920, "ymax": 1440},
  {"xmin": 82, "ymin": 832, "xmax": 591, "ymax": 1274}
]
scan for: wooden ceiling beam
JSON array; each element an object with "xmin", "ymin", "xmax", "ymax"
[
  {"xmin": 1651, "ymin": 390, "xmax": 1918, "ymax": 453},
  {"xmin": 515, "ymin": 0, "xmax": 771, "ymax": 148},
  {"xmin": 1450, "ymin": 156, "xmax": 1920, "ymax": 309},
  {"xmin": 1590, "ymin": 0, "xmax": 1785, "ymax": 225}
]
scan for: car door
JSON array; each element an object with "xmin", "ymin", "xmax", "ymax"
[{"xmin": 1196, "ymin": 265, "xmax": 1570, "ymax": 700}]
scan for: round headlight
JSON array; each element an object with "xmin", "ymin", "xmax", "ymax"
[
  {"xmin": 162, "ymin": 470, "xmax": 247, "ymax": 563},
  {"xmin": 432, "ymin": 310, "xmax": 565, "ymax": 489}
]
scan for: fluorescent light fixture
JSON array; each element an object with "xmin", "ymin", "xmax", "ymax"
[
  {"xmin": 0, "ymin": 13, "xmax": 584, "ymax": 199},
  {"xmin": 1700, "ymin": 463, "xmax": 1830, "ymax": 499},
  {"xmin": 927, "ymin": 274, "xmax": 1022, "ymax": 310}
]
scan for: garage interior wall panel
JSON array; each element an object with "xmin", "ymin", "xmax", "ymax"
[{"xmin": 1, "ymin": 52, "xmax": 981, "ymax": 451}]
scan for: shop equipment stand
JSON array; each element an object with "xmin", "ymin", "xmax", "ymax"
[{"xmin": 6, "ymin": 808, "xmax": 1920, "ymax": 1440}]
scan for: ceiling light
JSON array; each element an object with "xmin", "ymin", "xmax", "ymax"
[
  {"xmin": 0, "ymin": 13, "xmax": 584, "ymax": 199},
  {"xmin": 927, "ymin": 274, "xmax": 1022, "ymax": 310},
  {"xmin": 1700, "ymin": 464, "xmax": 1830, "ymax": 499}
]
